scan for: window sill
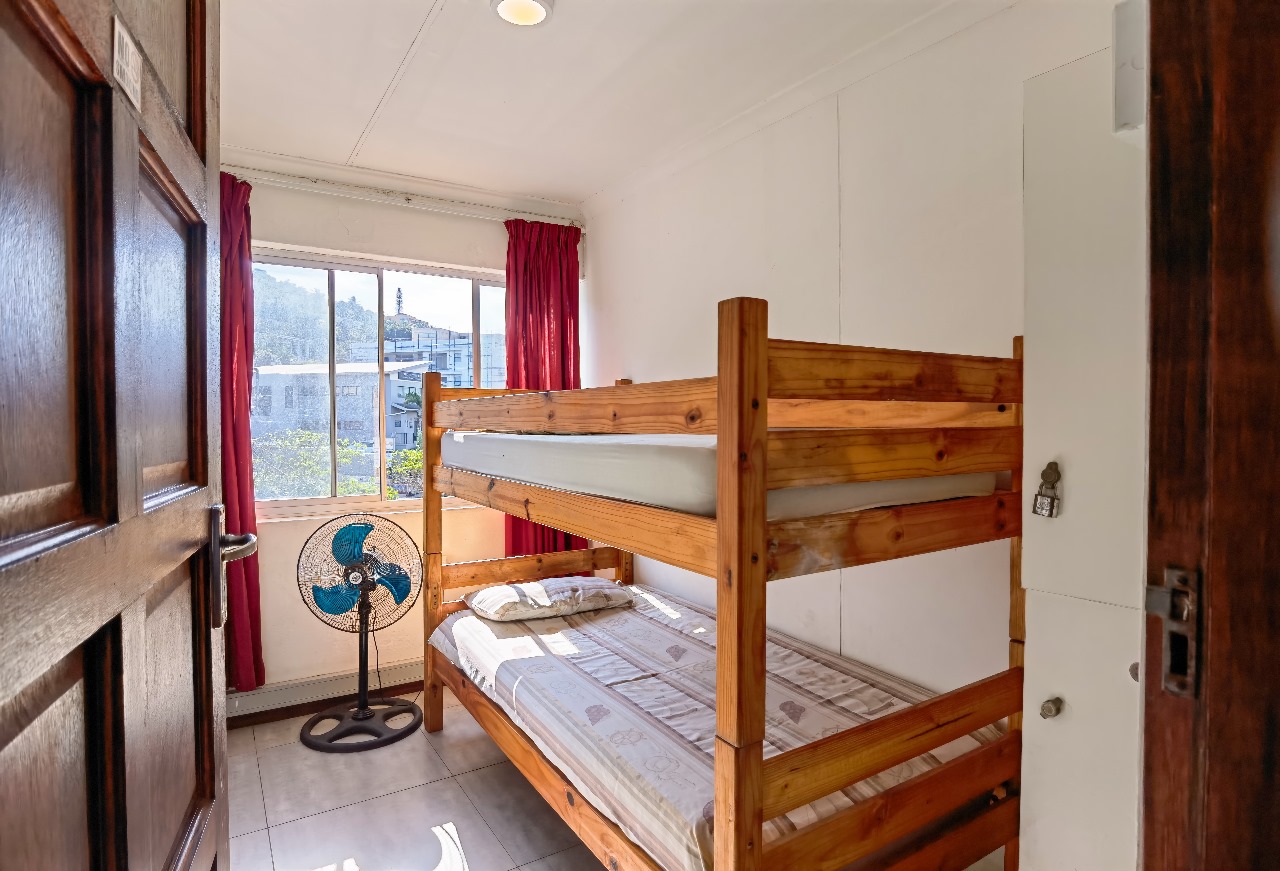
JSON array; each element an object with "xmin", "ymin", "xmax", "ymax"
[{"xmin": 255, "ymin": 495, "xmax": 482, "ymax": 523}]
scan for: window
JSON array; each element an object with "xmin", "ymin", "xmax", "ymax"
[{"xmin": 250, "ymin": 257, "xmax": 505, "ymax": 507}]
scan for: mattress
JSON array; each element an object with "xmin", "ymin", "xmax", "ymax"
[
  {"xmin": 440, "ymin": 432, "xmax": 997, "ymax": 520},
  {"xmin": 429, "ymin": 585, "xmax": 1002, "ymax": 871}
]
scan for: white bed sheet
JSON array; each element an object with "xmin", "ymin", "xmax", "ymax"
[{"xmin": 441, "ymin": 431, "xmax": 997, "ymax": 520}]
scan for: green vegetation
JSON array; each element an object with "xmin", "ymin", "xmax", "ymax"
[
  {"xmin": 385, "ymin": 448, "xmax": 423, "ymax": 500},
  {"xmin": 252, "ymin": 429, "xmax": 377, "ymax": 499}
]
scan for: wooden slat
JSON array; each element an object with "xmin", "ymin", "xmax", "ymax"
[
  {"xmin": 766, "ymin": 427, "xmax": 1021, "ymax": 489},
  {"xmin": 761, "ymin": 667, "xmax": 1023, "ymax": 819},
  {"xmin": 766, "ymin": 493, "xmax": 1020, "ymax": 581},
  {"xmin": 769, "ymin": 398, "xmax": 1018, "ymax": 429},
  {"xmin": 432, "ymin": 650, "xmax": 663, "ymax": 871},
  {"xmin": 433, "ymin": 378, "xmax": 717, "ymax": 434},
  {"xmin": 440, "ymin": 387, "xmax": 541, "ymax": 400},
  {"xmin": 440, "ymin": 547, "xmax": 623, "ymax": 589},
  {"xmin": 885, "ymin": 798, "xmax": 1021, "ymax": 871},
  {"xmin": 762, "ymin": 732, "xmax": 1022, "ymax": 871},
  {"xmin": 435, "ymin": 466, "xmax": 718, "ymax": 577},
  {"xmin": 423, "ymin": 372, "xmax": 445, "ymax": 733},
  {"xmin": 714, "ymin": 297, "xmax": 769, "ymax": 871},
  {"xmin": 768, "ymin": 339, "xmax": 1022, "ymax": 403}
]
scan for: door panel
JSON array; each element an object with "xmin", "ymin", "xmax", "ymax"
[
  {"xmin": 0, "ymin": 0, "xmax": 100, "ymax": 542},
  {"xmin": 0, "ymin": 0, "xmax": 222, "ymax": 867},
  {"xmin": 0, "ymin": 651, "xmax": 91, "ymax": 871},
  {"xmin": 141, "ymin": 568, "xmax": 201, "ymax": 864},
  {"xmin": 137, "ymin": 149, "xmax": 203, "ymax": 501}
]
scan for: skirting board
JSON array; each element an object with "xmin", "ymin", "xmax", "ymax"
[{"xmin": 227, "ymin": 658, "xmax": 424, "ymax": 717}]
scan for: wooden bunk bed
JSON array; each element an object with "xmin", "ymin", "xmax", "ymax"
[{"xmin": 420, "ymin": 297, "xmax": 1025, "ymax": 871}]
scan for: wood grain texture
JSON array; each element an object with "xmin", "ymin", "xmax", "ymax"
[
  {"xmin": 141, "ymin": 570, "xmax": 199, "ymax": 866},
  {"xmin": 769, "ymin": 398, "xmax": 1018, "ymax": 429},
  {"xmin": 435, "ymin": 466, "xmax": 719, "ymax": 577},
  {"xmin": 0, "ymin": 7, "xmax": 85, "ymax": 541},
  {"xmin": 768, "ymin": 339, "xmax": 1022, "ymax": 403},
  {"xmin": 761, "ymin": 668, "xmax": 1023, "ymax": 819},
  {"xmin": 762, "ymin": 732, "xmax": 1021, "ymax": 871},
  {"xmin": 424, "ymin": 371, "xmax": 446, "ymax": 733},
  {"xmin": 882, "ymin": 797, "xmax": 1020, "ymax": 871},
  {"xmin": 715, "ymin": 738, "xmax": 764, "ymax": 870},
  {"xmin": 1145, "ymin": 1, "xmax": 1280, "ymax": 868},
  {"xmin": 713, "ymin": 298, "xmax": 769, "ymax": 871},
  {"xmin": 0, "ymin": 651, "xmax": 90, "ymax": 871},
  {"xmin": 766, "ymin": 493, "xmax": 1019, "ymax": 580},
  {"xmin": 441, "ymin": 547, "xmax": 622, "ymax": 589},
  {"xmin": 114, "ymin": 0, "xmax": 187, "ymax": 119},
  {"xmin": 1143, "ymin": 2, "xmax": 1213, "ymax": 868},
  {"xmin": 0, "ymin": 0, "xmax": 222, "ymax": 865},
  {"xmin": 766, "ymin": 426, "xmax": 1020, "ymax": 489},
  {"xmin": 433, "ymin": 650, "xmax": 663, "ymax": 871},
  {"xmin": 434, "ymin": 377, "xmax": 718, "ymax": 434}
]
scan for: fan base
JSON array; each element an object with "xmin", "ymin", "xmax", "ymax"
[{"xmin": 299, "ymin": 697, "xmax": 423, "ymax": 753}]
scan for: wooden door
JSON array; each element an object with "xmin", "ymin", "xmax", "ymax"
[
  {"xmin": 0, "ymin": 0, "xmax": 223, "ymax": 868},
  {"xmin": 1145, "ymin": 0, "xmax": 1280, "ymax": 867}
]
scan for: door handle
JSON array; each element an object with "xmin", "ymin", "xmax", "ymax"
[{"xmin": 209, "ymin": 505, "xmax": 258, "ymax": 629}]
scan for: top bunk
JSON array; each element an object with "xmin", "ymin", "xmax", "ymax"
[{"xmin": 425, "ymin": 297, "xmax": 1022, "ymax": 581}]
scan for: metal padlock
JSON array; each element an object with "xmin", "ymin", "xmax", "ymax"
[{"xmin": 1032, "ymin": 461, "xmax": 1061, "ymax": 518}]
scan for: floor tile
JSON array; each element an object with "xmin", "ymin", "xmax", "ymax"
[
  {"xmin": 269, "ymin": 778, "xmax": 515, "ymax": 871},
  {"xmin": 253, "ymin": 714, "xmax": 312, "ymax": 753},
  {"xmin": 229, "ymin": 754, "xmax": 267, "ymax": 837},
  {"xmin": 230, "ymin": 829, "xmax": 274, "ymax": 871},
  {"xmin": 424, "ymin": 704, "xmax": 508, "ymax": 776},
  {"xmin": 518, "ymin": 845, "xmax": 600, "ymax": 871},
  {"xmin": 229, "ymin": 726, "xmax": 256, "ymax": 759},
  {"xmin": 258, "ymin": 730, "xmax": 452, "ymax": 826},
  {"xmin": 457, "ymin": 761, "xmax": 580, "ymax": 866}
]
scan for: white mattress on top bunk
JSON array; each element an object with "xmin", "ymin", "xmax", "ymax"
[{"xmin": 440, "ymin": 431, "xmax": 997, "ymax": 520}]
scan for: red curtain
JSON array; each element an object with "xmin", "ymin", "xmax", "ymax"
[
  {"xmin": 220, "ymin": 173, "xmax": 265, "ymax": 692},
  {"xmin": 504, "ymin": 219, "xmax": 589, "ymax": 557}
]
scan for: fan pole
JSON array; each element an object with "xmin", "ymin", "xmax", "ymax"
[{"xmin": 354, "ymin": 588, "xmax": 374, "ymax": 720}]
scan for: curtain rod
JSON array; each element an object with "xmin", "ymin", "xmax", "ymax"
[{"xmin": 223, "ymin": 164, "xmax": 585, "ymax": 229}]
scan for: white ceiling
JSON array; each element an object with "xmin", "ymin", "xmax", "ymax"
[{"xmin": 221, "ymin": 0, "xmax": 957, "ymax": 205}]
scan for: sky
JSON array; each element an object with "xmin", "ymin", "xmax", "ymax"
[{"xmin": 255, "ymin": 262, "xmax": 504, "ymax": 335}]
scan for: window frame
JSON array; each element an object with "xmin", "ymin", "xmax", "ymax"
[{"xmin": 251, "ymin": 249, "xmax": 505, "ymax": 519}]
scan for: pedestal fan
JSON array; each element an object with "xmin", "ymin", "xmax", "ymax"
[{"xmin": 296, "ymin": 513, "xmax": 423, "ymax": 752}]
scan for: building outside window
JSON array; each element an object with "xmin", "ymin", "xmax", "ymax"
[{"xmin": 249, "ymin": 258, "xmax": 506, "ymax": 506}]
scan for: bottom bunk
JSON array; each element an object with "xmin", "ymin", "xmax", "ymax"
[{"xmin": 428, "ymin": 583, "xmax": 1018, "ymax": 871}]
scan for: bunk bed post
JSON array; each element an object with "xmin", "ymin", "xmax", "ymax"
[
  {"xmin": 1005, "ymin": 336, "xmax": 1025, "ymax": 871},
  {"xmin": 714, "ymin": 297, "xmax": 769, "ymax": 871},
  {"xmin": 423, "ymin": 371, "xmax": 445, "ymax": 733}
]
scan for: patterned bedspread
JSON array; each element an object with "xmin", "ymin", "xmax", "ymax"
[{"xmin": 429, "ymin": 585, "xmax": 1000, "ymax": 871}]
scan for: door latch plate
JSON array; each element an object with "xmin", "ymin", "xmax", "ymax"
[{"xmin": 1145, "ymin": 567, "xmax": 1200, "ymax": 698}]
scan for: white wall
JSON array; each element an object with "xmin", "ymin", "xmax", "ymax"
[
  {"xmin": 581, "ymin": 0, "xmax": 1113, "ymax": 693},
  {"xmin": 255, "ymin": 507, "xmax": 504, "ymax": 685},
  {"xmin": 1020, "ymin": 48, "xmax": 1146, "ymax": 871}
]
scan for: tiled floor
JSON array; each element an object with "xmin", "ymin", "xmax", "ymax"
[{"xmin": 229, "ymin": 690, "xmax": 599, "ymax": 871}]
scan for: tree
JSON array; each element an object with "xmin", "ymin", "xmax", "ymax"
[
  {"xmin": 385, "ymin": 448, "xmax": 423, "ymax": 500},
  {"xmin": 252, "ymin": 429, "xmax": 376, "ymax": 499},
  {"xmin": 402, "ymin": 390, "xmax": 422, "ymax": 409}
]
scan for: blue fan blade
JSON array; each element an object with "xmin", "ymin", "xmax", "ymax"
[
  {"xmin": 311, "ymin": 583, "xmax": 361, "ymax": 616},
  {"xmin": 332, "ymin": 523, "xmax": 374, "ymax": 567},
  {"xmin": 375, "ymin": 562, "xmax": 411, "ymax": 605}
]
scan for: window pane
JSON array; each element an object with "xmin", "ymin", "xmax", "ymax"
[
  {"xmin": 479, "ymin": 284, "xmax": 506, "ymax": 388},
  {"xmin": 383, "ymin": 272, "xmax": 472, "ymax": 500},
  {"xmin": 334, "ymin": 270, "xmax": 380, "ymax": 497},
  {"xmin": 251, "ymin": 263, "xmax": 332, "ymax": 499}
]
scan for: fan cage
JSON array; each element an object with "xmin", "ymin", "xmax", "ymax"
[{"xmin": 296, "ymin": 513, "xmax": 423, "ymax": 633}]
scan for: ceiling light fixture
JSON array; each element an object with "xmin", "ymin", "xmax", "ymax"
[{"xmin": 492, "ymin": 0, "xmax": 553, "ymax": 26}]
